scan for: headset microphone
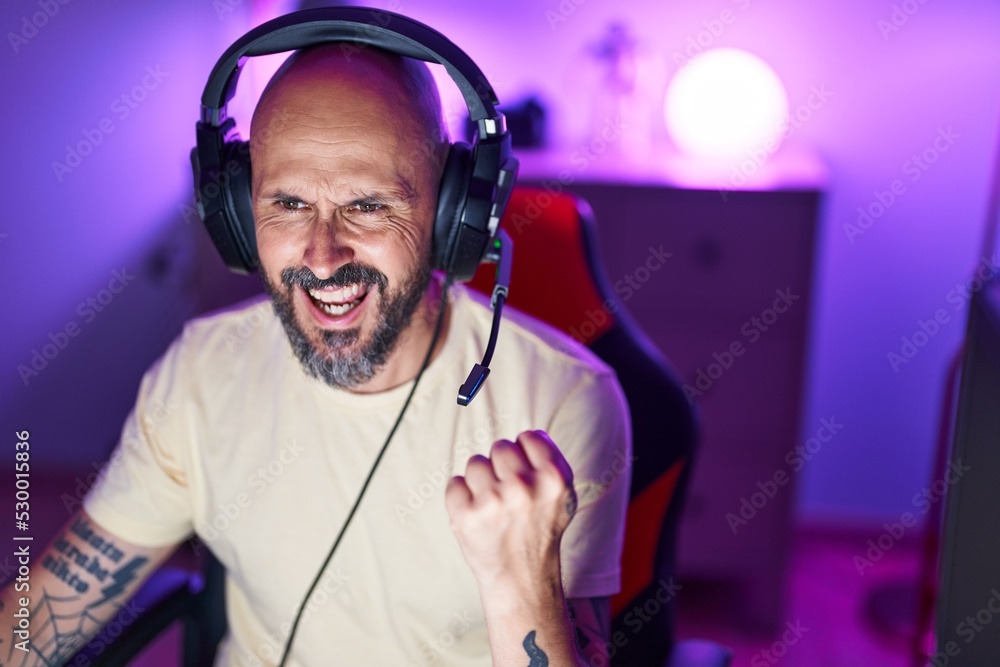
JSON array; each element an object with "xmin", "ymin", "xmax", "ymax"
[{"xmin": 458, "ymin": 228, "xmax": 512, "ymax": 405}]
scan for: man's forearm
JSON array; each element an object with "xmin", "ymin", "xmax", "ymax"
[
  {"xmin": 0, "ymin": 511, "xmax": 172, "ymax": 667},
  {"xmin": 478, "ymin": 567, "xmax": 583, "ymax": 667}
]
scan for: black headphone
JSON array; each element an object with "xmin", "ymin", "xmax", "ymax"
[{"xmin": 191, "ymin": 6, "xmax": 518, "ymax": 282}]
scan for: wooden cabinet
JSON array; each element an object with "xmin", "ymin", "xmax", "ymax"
[{"xmin": 522, "ymin": 173, "xmax": 821, "ymax": 629}]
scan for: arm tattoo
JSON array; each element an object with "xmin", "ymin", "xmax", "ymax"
[
  {"xmin": 564, "ymin": 488, "xmax": 578, "ymax": 519},
  {"xmin": 5, "ymin": 518, "xmax": 148, "ymax": 667},
  {"xmin": 522, "ymin": 630, "xmax": 549, "ymax": 666}
]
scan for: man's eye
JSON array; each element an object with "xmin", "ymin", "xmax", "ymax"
[
  {"xmin": 278, "ymin": 199, "xmax": 306, "ymax": 211},
  {"xmin": 356, "ymin": 203, "xmax": 383, "ymax": 214}
]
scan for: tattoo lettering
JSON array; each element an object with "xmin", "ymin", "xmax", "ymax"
[
  {"xmin": 39, "ymin": 518, "xmax": 142, "ymax": 598},
  {"xmin": 522, "ymin": 630, "xmax": 549, "ymax": 666}
]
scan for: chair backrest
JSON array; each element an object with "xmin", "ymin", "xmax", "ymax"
[{"xmin": 469, "ymin": 185, "xmax": 698, "ymax": 665}]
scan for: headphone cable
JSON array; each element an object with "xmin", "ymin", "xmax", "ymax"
[{"xmin": 276, "ymin": 274, "xmax": 453, "ymax": 667}]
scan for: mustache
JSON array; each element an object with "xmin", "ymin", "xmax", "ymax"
[{"xmin": 280, "ymin": 263, "xmax": 389, "ymax": 292}]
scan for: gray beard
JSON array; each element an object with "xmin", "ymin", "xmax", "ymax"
[{"xmin": 261, "ymin": 259, "xmax": 432, "ymax": 389}]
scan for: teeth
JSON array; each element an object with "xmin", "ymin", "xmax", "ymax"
[
  {"xmin": 309, "ymin": 283, "xmax": 367, "ymax": 304},
  {"xmin": 318, "ymin": 300, "xmax": 359, "ymax": 316}
]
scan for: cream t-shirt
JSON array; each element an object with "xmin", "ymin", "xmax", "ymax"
[{"xmin": 84, "ymin": 283, "xmax": 631, "ymax": 666}]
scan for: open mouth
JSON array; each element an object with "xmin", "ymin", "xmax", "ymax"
[{"xmin": 305, "ymin": 282, "xmax": 374, "ymax": 318}]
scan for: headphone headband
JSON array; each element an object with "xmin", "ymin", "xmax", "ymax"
[
  {"xmin": 200, "ymin": 7, "xmax": 500, "ymax": 129},
  {"xmin": 192, "ymin": 6, "xmax": 518, "ymax": 279}
]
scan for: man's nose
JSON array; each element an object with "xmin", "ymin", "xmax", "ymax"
[{"xmin": 303, "ymin": 218, "xmax": 354, "ymax": 279}]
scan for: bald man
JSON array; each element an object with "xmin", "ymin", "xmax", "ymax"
[{"xmin": 0, "ymin": 45, "xmax": 631, "ymax": 666}]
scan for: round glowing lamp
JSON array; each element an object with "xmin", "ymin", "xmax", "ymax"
[{"xmin": 664, "ymin": 48, "xmax": 789, "ymax": 163}]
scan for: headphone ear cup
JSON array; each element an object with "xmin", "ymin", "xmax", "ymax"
[
  {"xmin": 433, "ymin": 142, "xmax": 473, "ymax": 274},
  {"xmin": 221, "ymin": 140, "xmax": 258, "ymax": 270}
]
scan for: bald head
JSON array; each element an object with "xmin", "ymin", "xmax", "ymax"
[{"xmin": 250, "ymin": 44, "xmax": 449, "ymax": 178}]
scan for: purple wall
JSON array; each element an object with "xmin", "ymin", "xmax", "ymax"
[{"xmin": 3, "ymin": 0, "xmax": 999, "ymax": 526}]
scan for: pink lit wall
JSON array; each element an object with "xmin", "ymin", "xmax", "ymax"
[{"xmin": 2, "ymin": 0, "xmax": 999, "ymax": 528}]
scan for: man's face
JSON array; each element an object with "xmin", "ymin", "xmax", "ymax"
[{"xmin": 250, "ymin": 53, "xmax": 443, "ymax": 390}]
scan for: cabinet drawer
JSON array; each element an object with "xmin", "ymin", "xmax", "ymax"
[{"xmin": 563, "ymin": 183, "xmax": 819, "ymax": 314}]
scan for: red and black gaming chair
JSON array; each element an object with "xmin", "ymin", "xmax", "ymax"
[{"xmin": 468, "ymin": 186, "xmax": 700, "ymax": 665}]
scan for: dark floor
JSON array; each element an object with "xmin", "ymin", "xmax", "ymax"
[{"xmin": 3, "ymin": 471, "xmax": 926, "ymax": 666}]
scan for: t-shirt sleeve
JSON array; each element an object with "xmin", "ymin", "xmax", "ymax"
[
  {"xmin": 547, "ymin": 369, "xmax": 632, "ymax": 599},
  {"xmin": 83, "ymin": 330, "xmax": 196, "ymax": 548}
]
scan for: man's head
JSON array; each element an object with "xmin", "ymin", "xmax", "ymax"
[{"xmin": 249, "ymin": 44, "xmax": 450, "ymax": 390}]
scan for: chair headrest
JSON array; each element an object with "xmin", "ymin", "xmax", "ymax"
[{"xmin": 468, "ymin": 186, "xmax": 614, "ymax": 344}]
